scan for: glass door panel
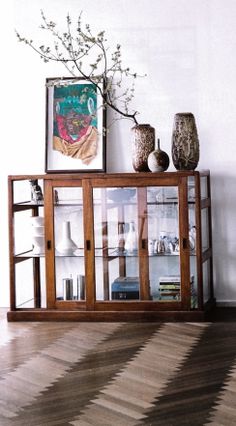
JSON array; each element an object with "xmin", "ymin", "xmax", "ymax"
[
  {"xmin": 93, "ymin": 187, "xmax": 139, "ymax": 301},
  {"xmin": 188, "ymin": 177, "xmax": 198, "ymax": 308},
  {"xmin": 201, "ymin": 208, "xmax": 210, "ymax": 251},
  {"xmin": 53, "ymin": 187, "xmax": 85, "ymax": 301},
  {"xmin": 203, "ymin": 260, "xmax": 211, "ymax": 303},
  {"xmin": 147, "ymin": 186, "xmax": 181, "ymax": 301},
  {"xmin": 13, "ymin": 178, "xmax": 46, "ymax": 309}
]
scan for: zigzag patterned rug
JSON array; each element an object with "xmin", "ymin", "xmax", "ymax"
[{"xmin": 0, "ymin": 319, "xmax": 236, "ymax": 425}]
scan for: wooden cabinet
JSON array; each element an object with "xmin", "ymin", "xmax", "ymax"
[{"xmin": 8, "ymin": 171, "xmax": 215, "ymax": 321}]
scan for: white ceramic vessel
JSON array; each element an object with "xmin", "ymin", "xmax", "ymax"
[
  {"xmin": 30, "ymin": 216, "xmax": 44, "ymax": 226},
  {"xmin": 125, "ymin": 221, "xmax": 138, "ymax": 253},
  {"xmin": 56, "ymin": 221, "xmax": 78, "ymax": 255},
  {"xmin": 32, "ymin": 235, "xmax": 45, "ymax": 254}
]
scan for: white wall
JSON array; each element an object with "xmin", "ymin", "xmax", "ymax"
[{"xmin": 1, "ymin": 0, "xmax": 236, "ymax": 306}]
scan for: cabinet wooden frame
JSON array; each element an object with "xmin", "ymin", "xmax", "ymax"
[{"xmin": 7, "ymin": 171, "xmax": 215, "ymax": 321}]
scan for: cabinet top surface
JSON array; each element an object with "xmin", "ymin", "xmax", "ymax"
[{"xmin": 8, "ymin": 170, "xmax": 210, "ymax": 181}]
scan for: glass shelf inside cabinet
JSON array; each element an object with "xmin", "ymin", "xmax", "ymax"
[
  {"xmin": 15, "ymin": 250, "xmax": 84, "ymax": 258},
  {"xmin": 14, "ymin": 200, "xmax": 44, "ymax": 208},
  {"xmin": 55, "ymin": 248, "xmax": 85, "ymax": 257},
  {"xmin": 54, "ymin": 200, "xmax": 83, "ymax": 206},
  {"xmin": 15, "ymin": 251, "xmax": 45, "ymax": 258}
]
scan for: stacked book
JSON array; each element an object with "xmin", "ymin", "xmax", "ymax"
[
  {"xmin": 159, "ymin": 275, "xmax": 197, "ymax": 307},
  {"xmin": 159, "ymin": 275, "xmax": 181, "ymax": 301},
  {"xmin": 111, "ymin": 277, "xmax": 139, "ymax": 300}
]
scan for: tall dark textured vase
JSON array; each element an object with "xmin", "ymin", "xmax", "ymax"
[
  {"xmin": 171, "ymin": 113, "xmax": 199, "ymax": 170},
  {"xmin": 132, "ymin": 124, "xmax": 155, "ymax": 172}
]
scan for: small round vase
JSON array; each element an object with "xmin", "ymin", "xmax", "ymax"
[
  {"xmin": 171, "ymin": 113, "xmax": 199, "ymax": 170},
  {"xmin": 132, "ymin": 124, "xmax": 155, "ymax": 172},
  {"xmin": 56, "ymin": 221, "xmax": 77, "ymax": 255},
  {"xmin": 148, "ymin": 138, "xmax": 170, "ymax": 172}
]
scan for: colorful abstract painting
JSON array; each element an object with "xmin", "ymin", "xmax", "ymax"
[
  {"xmin": 53, "ymin": 83, "xmax": 98, "ymax": 165},
  {"xmin": 46, "ymin": 78, "xmax": 106, "ymax": 172}
]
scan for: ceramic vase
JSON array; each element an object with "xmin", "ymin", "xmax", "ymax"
[
  {"xmin": 31, "ymin": 216, "xmax": 45, "ymax": 254},
  {"xmin": 148, "ymin": 138, "xmax": 170, "ymax": 172},
  {"xmin": 132, "ymin": 124, "xmax": 155, "ymax": 172},
  {"xmin": 56, "ymin": 221, "xmax": 77, "ymax": 255},
  {"xmin": 125, "ymin": 221, "xmax": 138, "ymax": 253},
  {"xmin": 171, "ymin": 113, "xmax": 199, "ymax": 170}
]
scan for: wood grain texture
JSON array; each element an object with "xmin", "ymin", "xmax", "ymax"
[{"xmin": 1, "ymin": 311, "xmax": 236, "ymax": 425}]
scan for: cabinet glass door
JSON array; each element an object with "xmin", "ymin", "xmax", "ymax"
[
  {"xmin": 93, "ymin": 185, "xmax": 184, "ymax": 304},
  {"xmin": 12, "ymin": 178, "xmax": 46, "ymax": 309},
  {"xmin": 188, "ymin": 176, "xmax": 198, "ymax": 308},
  {"xmin": 53, "ymin": 187, "xmax": 85, "ymax": 302},
  {"xmin": 93, "ymin": 187, "xmax": 139, "ymax": 301},
  {"xmin": 147, "ymin": 186, "xmax": 181, "ymax": 302}
]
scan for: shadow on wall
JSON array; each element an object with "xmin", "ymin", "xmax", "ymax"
[
  {"xmin": 211, "ymin": 173, "xmax": 236, "ymax": 302},
  {"xmin": 106, "ymin": 114, "xmax": 133, "ymax": 173}
]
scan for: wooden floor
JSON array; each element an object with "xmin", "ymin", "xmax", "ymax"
[{"xmin": 0, "ymin": 309, "xmax": 236, "ymax": 425}]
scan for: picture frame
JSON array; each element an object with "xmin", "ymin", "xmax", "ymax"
[{"xmin": 45, "ymin": 77, "xmax": 106, "ymax": 173}]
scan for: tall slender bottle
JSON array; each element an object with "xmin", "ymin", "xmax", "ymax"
[{"xmin": 125, "ymin": 221, "xmax": 138, "ymax": 253}]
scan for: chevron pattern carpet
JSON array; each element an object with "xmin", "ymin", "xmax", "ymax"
[{"xmin": 0, "ymin": 316, "xmax": 236, "ymax": 425}]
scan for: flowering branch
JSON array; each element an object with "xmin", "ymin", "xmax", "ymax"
[{"xmin": 16, "ymin": 10, "xmax": 145, "ymax": 125}]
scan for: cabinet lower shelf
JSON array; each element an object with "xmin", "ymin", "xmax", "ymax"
[{"xmin": 7, "ymin": 300, "xmax": 216, "ymax": 322}]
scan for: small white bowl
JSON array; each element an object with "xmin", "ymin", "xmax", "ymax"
[
  {"xmin": 30, "ymin": 216, "xmax": 44, "ymax": 226},
  {"xmin": 32, "ymin": 235, "xmax": 45, "ymax": 254},
  {"xmin": 32, "ymin": 226, "xmax": 44, "ymax": 236}
]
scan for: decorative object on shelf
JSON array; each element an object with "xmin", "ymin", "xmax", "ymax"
[
  {"xmin": 29, "ymin": 179, "xmax": 43, "ymax": 203},
  {"xmin": 148, "ymin": 239, "xmax": 155, "ymax": 255},
  {"xmin": 111, "ymin": 277, "xmax": 139, "ymax": 300},
  {"xmin": 56, "ymin": 221, "xmax": 78, "ymax": 255},
  {"xmin": 147, "ymin": 138, "xmax": 170, "ymax": 172},
  {"xmin": 30, "ymin": 216, "xmax": 44, "ymax": 226},
  {"xmin": 77, "ymin": 275, "xmax": 85, "ymax": 300},
  {"xmin": 132, "ymin": 124, "xmax": 155, "ymax": 172},
  {"xmin": 30, "ymin": 216, "xmax": 45, "ymax": 254},
  {"xmin": 157, "ymin": 233, "xmax": 166, "ymax": 253},
  {"xmin": 152, "ymin": 232, "xmax": 179, "ymax": 255},
  {"xmin": 32, "ymin": 236, "xmax": 45, "ymax": 255},
  {"xmin": 54, "ymin": 189, "xmax": 59, "ymax": 204},
  {"xmin": 107, "ymin": 188, "xmax": 136, "ymax": 203},
  {"xmin": 125, "ymin": 221, "xmax": 138, "ymax": 253},
  {"xmin": 189, "ymin": 225, "xmax": 196, "ymax": 250},
  {"xmin": 63, "ymin": 276, "xmax": 74, "ymax": 300},
  {"xmin": 171, "ymin": 113, "xmax": 199, "ymax": 170}
]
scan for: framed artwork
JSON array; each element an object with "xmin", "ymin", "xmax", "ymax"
[{"xmin": 45, "ymin": 77, "xmax": 106, "ymax": 173}]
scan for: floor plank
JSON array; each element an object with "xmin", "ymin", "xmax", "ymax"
[{"xmin": 1, "ymin": 309, "xmax": 236, "ymax": 425}]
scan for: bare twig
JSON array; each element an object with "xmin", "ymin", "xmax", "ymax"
[{"xmin": 16, "ymin": 10, "xmax": 145, "ymax": 125}]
